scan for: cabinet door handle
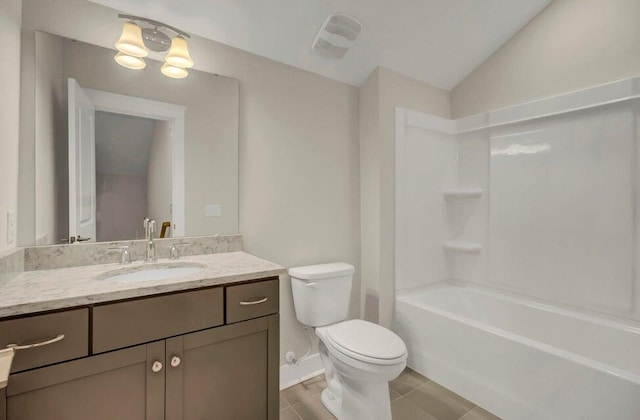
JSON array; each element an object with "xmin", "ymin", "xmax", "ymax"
[
  {"xmin": 171, "ymin": 356, "xmax": 181, "ymax": 367},
  {"xmin": 239, "ymin": 297, "xmax": 268, "ymax": 306},
  {"xmin": 6, "ymin": 334, "xmax": 65, "ymax": 351},
  {"xmin": 151, "ymin": 361, "xmax": 163, "ymax": 373}
]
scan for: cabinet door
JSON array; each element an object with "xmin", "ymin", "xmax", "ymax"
[
  {"xmin": 166, "ymin": 314, "xmax": 279, "ymax": 420},
  {"xmin": 3, "ymin": 341, "xmax": 165, "ymax": 420}
]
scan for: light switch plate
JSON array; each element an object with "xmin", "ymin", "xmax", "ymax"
[
  {"xmin": 204, "ymin": 204, "xmax": 221, "ymax": 217},
  {"xmin": 6, "ymin": 211, "xmax": 16, "ymax": 245}
]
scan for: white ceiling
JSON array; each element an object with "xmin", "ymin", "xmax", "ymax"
[{"xmin": 90, "ymin": 0, "xmax": 552, "ymax": 89}]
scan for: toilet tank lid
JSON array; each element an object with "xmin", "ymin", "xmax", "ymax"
[{"xmin": 288, "ymin": 263, "xmax": 355, "ymax": 280}]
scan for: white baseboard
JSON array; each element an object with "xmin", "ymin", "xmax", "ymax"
[{"xmin": 280, "ymin": 353, "xmax": 325, "ymax": 390}]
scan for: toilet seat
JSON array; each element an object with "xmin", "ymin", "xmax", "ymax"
[{"xmin": 324, "ymin": 320, "xmax": 407, "ymax": 365}]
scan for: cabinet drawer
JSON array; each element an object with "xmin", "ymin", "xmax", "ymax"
[
  {"xmin": 93, "ymin": 287, "xmax": 224, "ymax": 353},
  {"xmin": 226, "ymin": 279, "xmax": 279, "ymax": 324},
  {"xmin": 0, "ymin": 309, "xmax": 89, "ymax": 373}
]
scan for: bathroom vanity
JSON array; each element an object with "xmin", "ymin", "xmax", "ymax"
[{"xmin": 0, "ymin": 250, "xmax": 284, "ymax": 420}]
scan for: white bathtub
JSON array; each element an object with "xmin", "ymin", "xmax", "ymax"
[{"xmin": 393, "ymin": 283, "xmax": 640, "ymax": 420}]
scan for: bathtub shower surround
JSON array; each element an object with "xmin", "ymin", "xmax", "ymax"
[
  {"xmin": 395, "ymin": 284, "xmax": 640, "ymax": 419},
  {"xmin": 393, "ymin": 77, "xmax": 640, "ymax": 419},
  {"xmin": 489, "ymin": 104, "xmax": 634, "ymax": 316}
]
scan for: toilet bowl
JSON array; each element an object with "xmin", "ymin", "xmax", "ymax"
[
  {"xmin": 316, "ymin": 319, "xmax": 407, "ymax": 419},
  {"xmin": 289, "ymin": 263, "xmax": 408, "ymax": 420}
]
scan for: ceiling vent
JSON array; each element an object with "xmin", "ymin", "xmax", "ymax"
[{"xmin": 311, "ymin": 13, "xmax": 362, "ymax": 59}]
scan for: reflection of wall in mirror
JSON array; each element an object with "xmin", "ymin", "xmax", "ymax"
[
  {"xmin": 96, "ymin": 173, "xmax": 147, "ymax": 242},
  {"xmin": 34, "ymin": 31, "xmax": 66, "ymax": 245},
  {"xmin": 148, "ymin": 120, "xmax": 173, "ymax": 237},
  {"xmin": 94, "ymin": 111, "xmax": 156, "ymax": 242}
]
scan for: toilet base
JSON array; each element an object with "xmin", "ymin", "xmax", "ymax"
[
  {"xmin": 320, "ymin": 388, "xmax": 341, "ymax": 418},
  {"xmin": 316, "ymin": 327, "xmax": 405, "ymax": 420}
]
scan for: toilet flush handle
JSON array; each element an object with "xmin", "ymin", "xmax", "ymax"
[{"xmin": 306, "ymin": 282, "xmax": 318, "ymax": 287}]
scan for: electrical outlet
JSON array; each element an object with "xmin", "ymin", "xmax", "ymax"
[{"xmin": 6, "ymin": 211, "xmax": 16, "ymax": 245}]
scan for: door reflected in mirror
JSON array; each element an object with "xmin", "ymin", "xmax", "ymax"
[{"xmin": 68, "ymin": 79, "xmax": 185, "ymax": 244}]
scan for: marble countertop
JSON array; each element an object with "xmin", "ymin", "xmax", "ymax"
[{"xmin": 0, "ymin": 251, "xmax": 285, "ymax": 318}]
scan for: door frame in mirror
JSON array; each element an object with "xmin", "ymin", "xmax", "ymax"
[{"xmin": 83, "ymin": 88, "xmax": 186, "ymax": 238}]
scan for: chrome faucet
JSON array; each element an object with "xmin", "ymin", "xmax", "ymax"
[{"xmin": 143, "ymin": 218, "xmax": 156, "ymax": 262}]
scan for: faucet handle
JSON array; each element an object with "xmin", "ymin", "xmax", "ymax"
[
  {"xmin": 108, "ymin": 246, "xmax": 131, "ymax": 264},
  {"xmin": 143, "ymin": 218, "xmax": 150, "ymax": 238},
  {"xmin": 169, "ymin": 242, "xmax": 191, "ymax": 260}
]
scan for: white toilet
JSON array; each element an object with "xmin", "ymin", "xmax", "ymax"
[{"xmin": 289, "ymin": 263, "xmax": 407, "ymax": 420}]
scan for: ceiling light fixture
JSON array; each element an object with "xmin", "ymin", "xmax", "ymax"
[
  {"xmin": 161, "ymin": 63, "xmax": 188, "ymax": 79},
  {"xmin": 115, "ymin": 21, "xmax": 149, "ymax": 57},
  {"xmin": 114, "ymin": 52, "xmax": 147, "ymax": 69},
  {"xmin": 165, "ymin": 36, "xmax": 194, "ymax": 68},
  {"xmin": 114, "ymin": 14, "xmax": 194, "ymax": 78}
]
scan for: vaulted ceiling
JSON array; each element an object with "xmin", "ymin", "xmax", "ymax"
[{"xmin": 91, "ymin": 0, "xmax": 552, "ymax": 89}]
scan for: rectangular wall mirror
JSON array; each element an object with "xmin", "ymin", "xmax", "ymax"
[{"xmin": 19, "ymin": 31, "xmax": 239, "ymax": 246}]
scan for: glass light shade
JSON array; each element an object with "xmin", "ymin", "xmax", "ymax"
[
  {"xmin": 115, "ymin": 22, "xmax": 149, "ymax": 57},
  {"xmin": 165, "ymin": 36, "xmax": 194, "ymax": 68},
  {"xmin": 161, "ymin": 63, "xmax": 188, "ymax": 79},
  {"xmin": 114, "ymin": 52, "xmax": 146, "ymax": 70}
]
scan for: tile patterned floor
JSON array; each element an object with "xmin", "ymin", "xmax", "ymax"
[{"xmin": 280, "ymin": 368, "xmax": 502, "ymax": 420}]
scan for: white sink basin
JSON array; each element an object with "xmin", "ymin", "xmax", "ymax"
[{"xmin": 100, "ymin": 263, "xmax": 206, "ymax": 282}]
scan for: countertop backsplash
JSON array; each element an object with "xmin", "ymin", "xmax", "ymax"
[
  {"xmin": 0, "ymin": 247, "xmax": 25, "ymax": 284},
  {"xmin": 22, "ymin": 234, "xmax": 244, "ymax": 271}
]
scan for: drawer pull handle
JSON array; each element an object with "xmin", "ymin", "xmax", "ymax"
[
  {"xmin": 6, "ymin": 334, "xmax": 65, "ymax": 351},
  {"xmin": 239, "ymin": 297, "xmax": 268, "ymax": 306}
]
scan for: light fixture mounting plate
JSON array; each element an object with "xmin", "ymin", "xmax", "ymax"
[{"xmin": 141, "ymin": 28, "xmax": 171, "ymax": 52}]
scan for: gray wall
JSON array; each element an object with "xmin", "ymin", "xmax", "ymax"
[
  {"xmin": 451, "ymin": 0, "xmax": 640, "ymax": 117},
  {"xmin": 359, "ymin": 66, "xmax": 450, "ymax": 327},
  {"xmin": 0, "ymin": 0, "xmax": 22, "ymax": 253}
]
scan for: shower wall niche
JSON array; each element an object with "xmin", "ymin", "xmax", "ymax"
[{"xmin": 395, "ymin": 77, "xmax": 640, "ymax": 322}]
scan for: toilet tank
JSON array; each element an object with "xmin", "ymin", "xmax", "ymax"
[{"xmin": 289, "ymin": 263, "xmax": 354, "ymax": 327}]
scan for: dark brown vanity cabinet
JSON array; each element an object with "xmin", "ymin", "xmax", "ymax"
[
  {"xmin": 166, "ymin": 315, "xmax": 279, "ymax": 420},
  {"xmin": 4, "ymin": 341, "xmax": 165, "ymax": 420},
  {"xmin": 0, "ymin": 277, "xmax": 279, "ymax": 420}
]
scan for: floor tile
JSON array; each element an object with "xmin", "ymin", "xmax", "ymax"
[
  {"xmin": 391, "ymin": 397, "xmax": 438, "ymax": 420},
  {"xmin": 291, "ymin": 392, "xmax": 337, "ymax": 420},
  {"xmin": 280, "ymin": 406, "xmax": 303, "ymax": 420},
  {"xmin": 389, "ymin": 367, "xmax": 430, "ymax": 395},
  {"xmin": 281, "ymin": 375, "xmax": 327, "ymax": 405},
  {"xmin": 460, "ymin": 406, "xmax": 502, "ymax": 420},
  {"xmin": 280, "ymin": 394, "xmax": 290, "ymax": 409},
  {"xmin": 389, "ymin": 386, "xmax": 402, "ymax": 402},
  {"xmin": 405, "ymin": 381, "xmax": 476, "ymax": 420}
]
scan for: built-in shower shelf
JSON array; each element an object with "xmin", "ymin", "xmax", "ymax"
[
  {"xmin": 443, "ymin": 241, "xmax": 482, "ymax": 254},
  {"xmin": 443, "ymin": 188, "xmax": 483, "ymax": 199}
]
